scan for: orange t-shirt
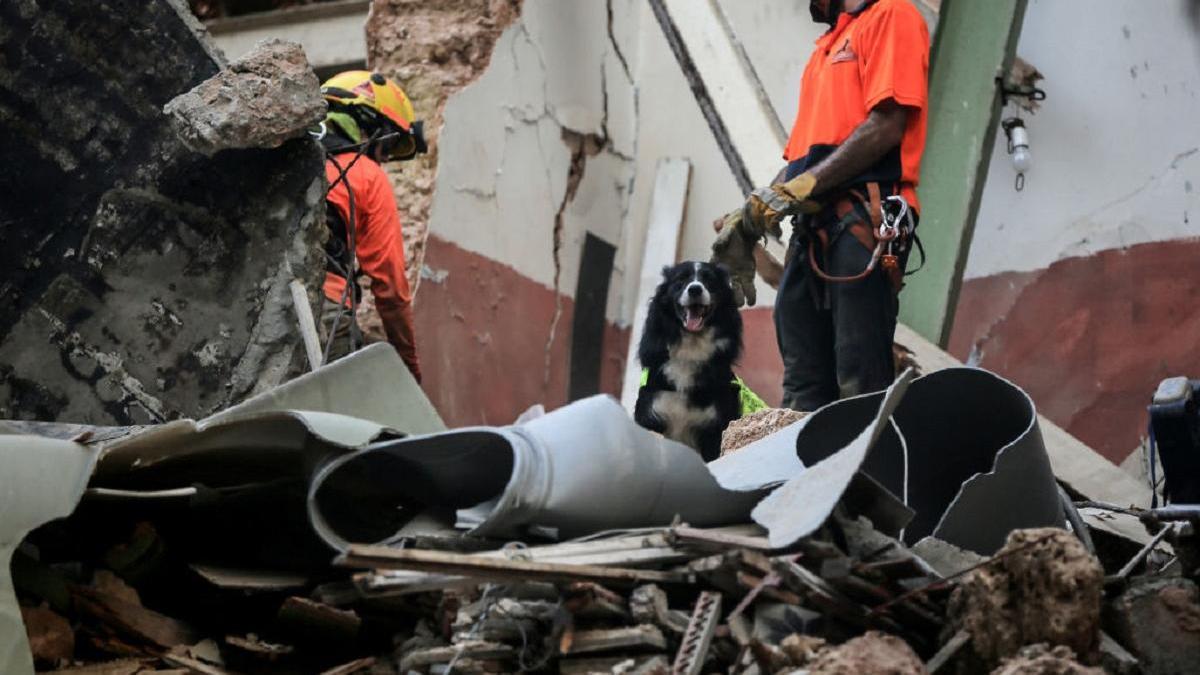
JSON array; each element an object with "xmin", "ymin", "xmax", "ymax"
[{"xmin": 783, "ymin": 0, "xmax": 929, "ymax": 210}]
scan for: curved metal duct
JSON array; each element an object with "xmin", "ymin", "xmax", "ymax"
[
  {"xmin": 308, "ymin": 395, "xmax": 765, "ymax": 550},
  {"xmin": 728, "ymin": 367, "xmax": 1065, "ymax": 555}
]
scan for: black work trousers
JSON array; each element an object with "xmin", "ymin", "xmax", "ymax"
[{"xmin": 774, "ymin": 212, "xmax": 911, "ymax": 412}]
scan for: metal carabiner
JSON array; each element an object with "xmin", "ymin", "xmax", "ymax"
[{"xmin": 878, "ymin": 194, "xmax": 909, "ymax": 241}]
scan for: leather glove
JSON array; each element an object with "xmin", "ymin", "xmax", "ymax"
[
  {"xmin": 742, "ymin": 171, "xmax": 821, "ymax": 240},
  {"xmin": 711, "ymin": 208, "xmax": 758, "ymax": 307}
]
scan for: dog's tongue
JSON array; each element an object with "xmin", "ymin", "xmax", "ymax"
[{"xmin": 684, "ymin": 307, "xmax": 704, "ymax": 332}]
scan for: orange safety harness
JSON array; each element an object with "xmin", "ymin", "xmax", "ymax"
[{"xmin": 805, "ymin": 182, "xmax": 922, "ymax": 292}]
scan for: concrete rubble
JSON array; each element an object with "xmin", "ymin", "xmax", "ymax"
[
  {"xmin": 164, "ymin": 38, "xmax": 326, "ymax": 156},
  {"xmin": 0, "ymin": 0, "xmax": 326, "ymax": 427},
  {"xmin": 949, "ymin": 528, "xmax": 1104, "ymax": 671}
]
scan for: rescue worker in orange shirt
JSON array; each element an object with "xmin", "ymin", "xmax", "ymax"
[
  {"xmin": 712, "ymin": 0, "xmax": 929, "ymax": 411},
  {"xmin": 315, "ymin": 71, "xmax": 426, "ymax": 381}
]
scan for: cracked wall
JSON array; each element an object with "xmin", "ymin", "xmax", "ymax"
[
  {"xmin": 392, "ymin": 0, "xmax": 817, "ymax": 424},
  {"xmin": 365, "ymin": 0, "xmax": 523, "ymax": 294},
  {"xmin": 407, "ymin": 0, "xmax": 638, "ymax": 424},
  {"xmin": 950, "ymin": 0, "xmax": 1200, "ymax": 463}
]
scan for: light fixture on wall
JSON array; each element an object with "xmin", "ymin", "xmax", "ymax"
[
  {"xmin": 1002, "ymin": 117, "xmax": 1031, "ymax": 191},
  {"xmin": 996, "ymin": 61, "xmax": 1045, "ymax": 193}
]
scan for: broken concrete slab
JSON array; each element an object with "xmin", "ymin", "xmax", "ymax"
[
  {"xmin": 0, "ymin": 0, "xmax": 327, "ymax": 428},
  {"xmin": 911, "ymin": 536, "xmax": 987, "ymax": 578},
  {"xmin": 950, "ymin": 528, "xmax": 1104, "ymax": 670},
  {"xmin": 164, "ymin": 38, "xmax": 326, "ymax": 155},
  {"xmin": 1106, "ymin": 576, "xmax": 1200, "ymax": 675}
]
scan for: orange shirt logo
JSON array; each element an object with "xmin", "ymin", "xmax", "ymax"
[{"xmin": 830, "ymin": 38, "xmax": 856, "ymax": 64}]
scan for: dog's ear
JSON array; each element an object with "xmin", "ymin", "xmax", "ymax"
[{"xmin": 660, "ymin": 264, "xmax": 673, "ymax": 279}]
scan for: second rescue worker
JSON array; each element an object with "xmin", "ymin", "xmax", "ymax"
[
  {"xmin": 712, "ymin": 0, "xmax": 929, "ymax": 411},
  {"xmin": 317, "ymin": 71, "xmax": 426, "ymax": 381}
]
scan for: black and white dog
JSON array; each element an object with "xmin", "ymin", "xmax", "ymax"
[{"xmin": 634, "ymin": 261, "xmax": 743, "ymax": 461}]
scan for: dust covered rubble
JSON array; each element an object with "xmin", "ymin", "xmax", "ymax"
[{"xmin": 164, "ymin": 38, "xmax": 326, "ymax": 155}]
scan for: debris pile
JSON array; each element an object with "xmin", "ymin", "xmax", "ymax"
[
  {"xmin": 5, "ymin": 351, "xmax": 1194, "ymax": 675},
  {"xmin": 18, "ymin": 508, "xmax": 1195, "ymax": 674}
]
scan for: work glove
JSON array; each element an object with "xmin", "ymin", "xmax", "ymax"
[
  {"xmin": 741, "ymin": 171, "xmax": 821, "ymax": 240},
  {"xmin": 711, "ymin": 209, "xmax": 759, "ymax": 307}
]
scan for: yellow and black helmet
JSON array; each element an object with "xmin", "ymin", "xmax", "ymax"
[{"xmin": 320, "ymin": 71, "xmax": 426, "ymax": 160}]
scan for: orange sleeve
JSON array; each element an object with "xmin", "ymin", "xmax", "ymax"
[
  {"xmin": 858, "ymin": 1, "xmax": 930, "ymax": 112},
  {"xmin": 356, "ymin": 162, "xmax": 411, "ymax": 309},
  {"xmin": 356, "ymin": 161, "xmax": 421, "ymax": 379}
]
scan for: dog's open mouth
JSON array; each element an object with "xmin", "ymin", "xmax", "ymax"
[{"xmin": 680, "ymin": 303, "xmax": 710, "ymax": 332}]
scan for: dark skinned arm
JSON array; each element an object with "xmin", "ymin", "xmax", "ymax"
[{"xmin": 807, "ymin": 99, "xmax": 909, "ymax": 196}]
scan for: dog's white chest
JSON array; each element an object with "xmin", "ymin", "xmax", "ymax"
[
  {"xmin": 650, "ymin": 391, "xmax": 717, "ymax": 449},
  {"xmin": 662, "ymin": 333, "xmax": 728, "ymax": 391}
]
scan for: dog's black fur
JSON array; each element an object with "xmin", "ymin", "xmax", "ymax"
[{"xmin": 634, "ymin": 261, "xmax": 743, "ymax": 461}]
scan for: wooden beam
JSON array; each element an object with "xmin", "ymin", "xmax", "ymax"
[
  {"xmin": 337, "ymin": 546, "xmax": 690, "ymax": 585},
  {"xmin": 561, "ymin": 625, "xmax": 667, "ymax": 655}
]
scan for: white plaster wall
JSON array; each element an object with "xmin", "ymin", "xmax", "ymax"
[
  {"xmin": 965, "ymin": 0, "xmax": 1200, "ymax": 280},
  {"xmin": 715, "ymin": 0, "xmax": 813, "ymax": 130},
  {"xmin": 209, "ymin": 9, "xmax": 369, "ymax": 68},
  {"xmin": 428, "ymin": 0, "xmax": 833, "ymax": 326},
  {"xmin": 428, "ymin": 0, "xmax": 637, "ymax": 320}
]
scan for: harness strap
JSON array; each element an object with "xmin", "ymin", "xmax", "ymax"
[{"xmin": 806, "ymin": 182, "xmax": 897, "ymax": 285}]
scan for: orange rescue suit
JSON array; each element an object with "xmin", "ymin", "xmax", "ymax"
[{"xmin": 323, "ymin": 152, "xmax": 421, "ymax": 381}]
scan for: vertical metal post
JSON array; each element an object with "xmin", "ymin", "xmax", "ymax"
[{"xmin": 899, "ymin": 0, "xmax": 1029, "ymax": 346}]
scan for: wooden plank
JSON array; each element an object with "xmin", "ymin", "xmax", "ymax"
[
  {"xmin": 288, "ymin": 278, "xmax": 322, "ymax": 371},
  {"xmin": 276, "ymin": 597, "xmax": 361, "ymax": 643},
  {"xmin": 337, "ymin": 546, "xmax": 690, "ymax": 585},
  {"xmin": 399, "ymin": 643, "xmax": 514, "ymax": 671},
  {"xmin": 319, "ymin": 657, "xmax": 377, "ymax": 675},
  {"xmin": 620, "ymin": 158, "xmax": 691, "ymax": 411},
  {"xmin": 561, "ymin": 625, "xmax": 667, "ymax": 656},
  {"xmin": 159, "ymin": 652, "xmax": 231, "ymax": 675},
  {"xmin": 671, "ymin": 524, "xmax": 770, "ymax": 550},
  {"xmin": 560, "ymin": 655, "xmax": 669, "ymax": 674},
  {"xmin": 894, "ymin": 323, "xmax": 1150, "ymax": 507},
  {"xmin": 925, "ymin": 630, "xmax": 969, "ymax": 673},
  {"xmin": 356, "ymin": 530, "xmax": 697, "ymax": 597}
]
